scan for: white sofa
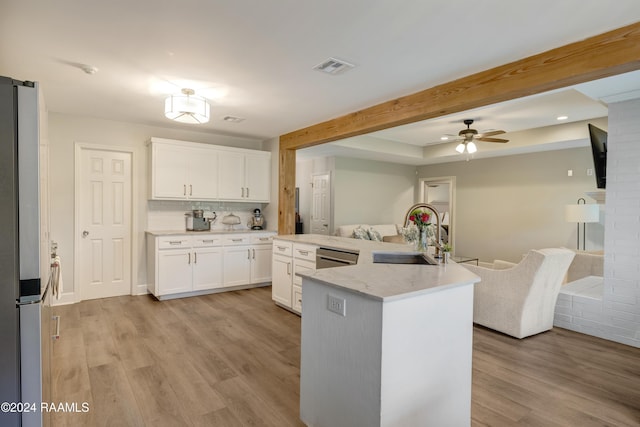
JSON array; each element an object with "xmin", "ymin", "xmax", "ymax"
[
  {"xmin": 335, "ymin": 224, "xmax": 401, "ymax": 241},
  {"xmin": 566, "ymin": 250, "xmax": 604, "ymax": 283}
]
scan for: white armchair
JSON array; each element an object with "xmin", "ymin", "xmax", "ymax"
[{"xmin": 463, "ymin": 248, "xmax": 575, "ymax": 339}]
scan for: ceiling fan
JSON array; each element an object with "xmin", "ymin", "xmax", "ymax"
[{"xmin": 452, "ymin": 119, "xmax": 509, "ymax": 154}]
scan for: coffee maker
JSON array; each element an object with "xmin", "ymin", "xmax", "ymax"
[
  {"xmin": 186, "ymin": 209, "xmax": 216, "ymax": 231},
  {"xmin": 248, "ymin": 208, "xmax": 265, "ymax": 230}
]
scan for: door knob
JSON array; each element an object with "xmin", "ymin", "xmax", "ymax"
[{"xmin": 82, "ymin": 231, "xmax": 89, "ymax": 238}]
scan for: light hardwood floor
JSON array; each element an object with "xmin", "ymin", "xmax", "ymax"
[{"xmin": 51, "ymin": 287, "xmax": 640, "ymax": 426}]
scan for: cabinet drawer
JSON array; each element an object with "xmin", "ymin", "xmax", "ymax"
[
  {"xmin": 293, "ymin": 258, "xmax": 315, "ymax": 286},
  {"xmin": 251, "ymin": 234, "xmax": 275, "ymax": 245},
  {"xmin": 292, "ymin": 285, "xmax": 302, "ymax": 313},
  {"xmin": 158, "ymin": 236, "xmax": 191, "ymax": 249},
  {"xmin": 192, "ymin": 235, "xmax": 222, "ymax": 247},
  {"xmin": 272, "ymin": 240, "xmax": 293, "ymax": 256},
  {"xmin": 293, "ymin": 243, "xmax": 316, "ymax": 262},
  {"xmin": 223, "ymin": 235, "xmax": 251, "ymax": 246}
]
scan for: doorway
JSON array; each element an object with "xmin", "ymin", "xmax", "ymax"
[
  {"xmin": 75, "ymin": 144, "xmax": 133, "ymax": 301},
  {"xmin": 420, "ymin": 176, "xmax": 456, "ymax": 248}
]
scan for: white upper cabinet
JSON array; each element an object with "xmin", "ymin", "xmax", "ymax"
[
  {"xmin": 149, "ymin": 139, "xmax": 218, "ymax": 200},
  {"xmin": 148, "ymin": 138, "xmax": 270, "ymax": 202},
  {"xmin": 218, "ymin": 149, "xmax": 271, "ymax": 202}
]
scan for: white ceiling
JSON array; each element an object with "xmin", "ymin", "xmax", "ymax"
[{"xmin": 2, "ymin": 1, "xmax": 640, "ymax": 160}]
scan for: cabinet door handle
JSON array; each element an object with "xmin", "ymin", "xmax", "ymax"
[
  {"xmin": 259, "ymin": 237, "xmax": 269, "ymax": 241},
  {"xmin": 52, "ymin": 315, "xmax": 61, "ymax": 340},
  {"xmin": 246, "ymin": 187, "xmax": 250, "ymax": 198},
  {"xmin": 189, "ymin": 184, "xmax": 193, "ymax": 196},
  {"xmin": 202, "ymin": 239, "xmax": 214, "ymax": 244},
  {"xmin": 287, "ymin": 262, "xmax": 291, "ymax": 275},
  {"xmin": 169, "ymin": 241, "xmax": 182, "ymax": 245},
  {"xmin": 194, "ymin": 252, "xmax": 197, "ymax": 264},
  {"xmin": 247, "ymin": 249, "xmax": 251, "ymax": 259},
  {"xmin": 252, "ymin": 248, "xmax": 256, "ymax": 259},
  {"xmin": 298, "ymin": 250, "xmax": 309, "ymax": 256},
  {"xmin": 276, "ymin": 245, "xmax": 287, "ymax": 251},
  {"xmin": 184, "ymin": 184, "xmax": 187, "ymax": 196},
  {"xmin": 188, "ymin": 253, "xmax": 191, "ymax": 264},
  {"xmin": 232, "ymin": 238, "xmax": 243, "ymax": 242},
  {"xmin": 241, "ymin": 187, "xmax": 245, "ymax": 198}
]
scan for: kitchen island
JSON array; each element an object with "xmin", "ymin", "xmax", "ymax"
[{"xmin": 288, "ymin": 234, "xmax": 480, "ymax": 427}]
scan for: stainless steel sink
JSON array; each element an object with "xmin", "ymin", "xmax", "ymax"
[{"xmin": 371, "ymin": 251, "xmax": 439, "ymax": 265}]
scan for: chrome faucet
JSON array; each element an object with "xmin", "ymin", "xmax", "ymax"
[{"xmin": 403, "ymin": 203, "xmax": 443, "ymax": 257}]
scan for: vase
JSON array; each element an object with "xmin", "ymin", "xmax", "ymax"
[{"xmin": 416, "ymin": 226, "xmax": 429, "ymax": 252}]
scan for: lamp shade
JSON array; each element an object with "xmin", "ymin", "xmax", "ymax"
[
  {"xmin": 165, "ymin": 88, "xmax": 210, "ymax": 124},
  {"xmin": 565, "ymin": 204, "xmax": 599, "ymax": 223}
]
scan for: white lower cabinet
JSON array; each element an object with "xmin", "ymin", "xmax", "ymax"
[
  {"xmin": 192, "ymin": 247, "xmax": 224, "ymax": 290},
  {"xmin": 222, "ymin": 234, "xmax": 274, "ymax": 287},
  {"xmin": 271, "ymin": 240, "xmax": 316, "ymax": 314},
  {"xmin": 272, "ymin": 253, "xmax": 293, "ymax": 307},
  {"xmin": 147, "ymin": 232, "xmax": 274, "ymax": 299},
  {"xmin": 157, "ymin": 249, "xmax": 193, "ymax": 295}
]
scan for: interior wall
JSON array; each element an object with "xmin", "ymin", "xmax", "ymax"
[
  {"xmin": 333, "ymin": 157, "xmax": 416, "ymax": 230},
  {"xmin": 417, "ymin": 146, "xmax": 604, "ymax": 263},
  {"xmin": 48, "ymin": 112, "xmax": 263, "ymax": 303}
]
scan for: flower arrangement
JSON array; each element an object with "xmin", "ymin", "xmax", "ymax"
[
  {"xmin": 409, "ymin": 209, "xmax": 432, "ymax": 230},
  {"xmin": 400, "ymin": 224, "xmax": 419, "ymax": 244}
]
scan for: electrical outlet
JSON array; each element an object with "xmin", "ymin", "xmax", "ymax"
[
  {"xmin": 587, "ymin": 168, "xmax": 594, "ymax": 176},
  {"xmin": 567, "ymin": 169, "xmax": 573, "ymax": 177},
  {"xmin": 327, "ymin": 294, "xmax": 346, "ymax": 316}
]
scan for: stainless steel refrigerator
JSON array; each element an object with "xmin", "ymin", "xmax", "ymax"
[{"xmin": 0, "ymin": 76, "xmax": 51, "ymax": 427}]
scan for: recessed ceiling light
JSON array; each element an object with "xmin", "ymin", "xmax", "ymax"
[
  {"xmin": 557, "ymin": 115, "xmax": 568, "ymax": 121},
  {"xmin": 440, "ymin": 136, "xmax": 449, "ymax": 140}
]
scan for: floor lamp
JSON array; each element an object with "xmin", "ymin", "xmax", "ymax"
[{"xmin": 565, "ymin": 198, "xmax": 600, "ymax": 250}]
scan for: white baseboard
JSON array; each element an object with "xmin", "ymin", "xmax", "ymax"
[
  {"xmin": 134, "ymin": 284, "xmax": 150, "ymax": 296},
  {"xmin": 52, "ymin": 292, "xmax": 77, "ymax": 306}
]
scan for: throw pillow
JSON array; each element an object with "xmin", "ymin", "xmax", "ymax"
[
  {"xmin": 352, "ymin": 226, "xmax": 371, "ymax": 240},
  {"xmin": 368, "ymin": 227, "xmax": 383, "ymax": 242}
]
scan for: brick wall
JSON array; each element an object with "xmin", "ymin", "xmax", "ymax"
[
  {"xmin": 602, "ymin": 99, "xmax": 640, "ymax": 347},
  {"xmin": 555, "ymin": 99, "xmax": 640, "ymax": 347}
]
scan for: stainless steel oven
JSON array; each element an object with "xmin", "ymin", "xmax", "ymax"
[{"xmin": 316, "ymin": 247, "xmax": 359, "ymax": 269}]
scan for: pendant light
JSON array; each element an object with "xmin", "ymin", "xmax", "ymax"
[{"xmin": 165, "ymin": 88, "xmax": 210, "ymax": 124}]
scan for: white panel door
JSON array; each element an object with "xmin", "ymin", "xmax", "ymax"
[
  {"xmin": 311, "ymin": 173, "xmax": 331, "ymax": 235},
  {"xmin": 78, "ymin": 148, "xmax": 132, "ymax": 300}
]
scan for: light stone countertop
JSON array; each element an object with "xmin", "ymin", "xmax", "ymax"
[
  {"xmin": 146, "ymin": 229, "xmax": 277, "ymax": 236},
  {"xmin": 274, "ymin": 234, "xmax": 480, "ymax": 302}
]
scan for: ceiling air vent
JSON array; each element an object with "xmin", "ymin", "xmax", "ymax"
[
  {"xmin": 223, "ymin": 116, "xmax": 245, "ymax": 123},
  {"xmin": 313, "ymin": 57, "xmax": 355, "ymax": 75}
]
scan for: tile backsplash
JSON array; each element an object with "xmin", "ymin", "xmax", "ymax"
[{"xmin": 147, "ymin": 200, "xmax": 267, "ymax": 231}]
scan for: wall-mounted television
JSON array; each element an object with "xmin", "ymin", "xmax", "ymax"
[{"xmin": 588, "ymin": 124, "xmax": 607, "ymax": 189}]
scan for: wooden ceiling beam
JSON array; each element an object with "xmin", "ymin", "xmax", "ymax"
[
  {"xmin": 278, "ymin": 21, "xmax": 640, "ymax": 235},
  {"xmin": 281, "ymin": 21, "xmax": 640, "ymax": 150}
]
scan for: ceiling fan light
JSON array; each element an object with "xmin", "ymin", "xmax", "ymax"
[
  {"xmin": 165, "ymin": 88, "xmax": 210, "ymax": 124},
  {"xmin": 455, "ymin": 143, "xmax": 466, "ymax": 153},
  {"xmin": 467, "ymin": 141, "xmax": 477, "ymax": 153}
]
